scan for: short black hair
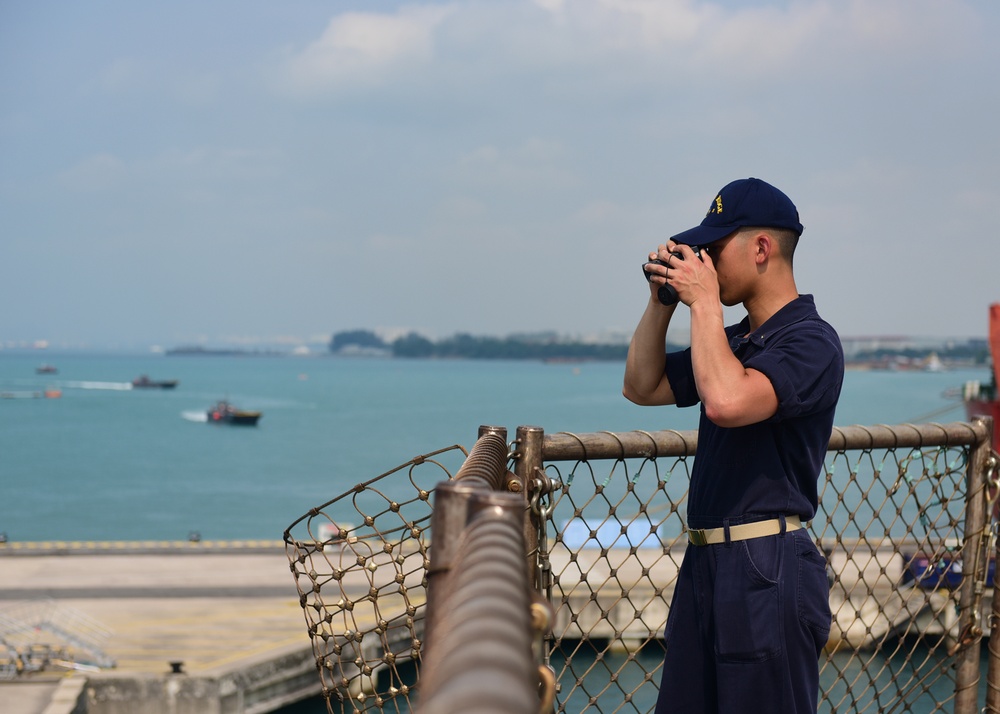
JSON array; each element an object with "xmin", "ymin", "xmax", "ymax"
[{"xmin": 738, "ymin": 226, "xmax": 798, "ymax": 265}]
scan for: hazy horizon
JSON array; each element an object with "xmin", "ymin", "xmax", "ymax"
[{"xmin": 1, "ymin": 327, "xmax": 988, "ymax": 355}]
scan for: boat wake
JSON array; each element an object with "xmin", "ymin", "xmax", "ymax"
[
  {"xmin": 63, "ymin": 381, "xmax": 133, "ymax": 391},
  {"xmin": 182, "ymin": 411, "xmax": 208, "ymax": 423}
]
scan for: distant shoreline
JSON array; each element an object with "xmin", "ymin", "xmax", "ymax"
[
  {"xmin": 165, "ymin": 346, "xmax": 287, "ymax": 357},
  {"xmin": 6, "ymin": 330, "xmax": 990, "ymax": 371},
  {"xmin": 159, "ymin": 347, "xmax": 987, "ymax": 373}
]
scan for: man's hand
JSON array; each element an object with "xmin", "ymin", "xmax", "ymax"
[{"xmin": 664, "ymin": 241, "xmax": 720, "ymax": 309}]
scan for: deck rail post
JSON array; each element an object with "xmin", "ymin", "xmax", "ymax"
[
  {"xmin": 988, "ymin": 524, "xmax": 1000, "ymax": 714},
  {"xmin": 514, "ymin": 425, "xmax": 548, "ymax": 594},
  {"xmin": 978, "ymin": 418, "xmax": 1000, "ymax": 714},
  {"xmin": 956, "ymin": 416, "xmax": 995, "ymax": 713}
]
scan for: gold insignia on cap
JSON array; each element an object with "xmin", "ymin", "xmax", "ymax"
[{"xmin": 708, "ymin": 194, "xmax": 723, "ymax": 215}]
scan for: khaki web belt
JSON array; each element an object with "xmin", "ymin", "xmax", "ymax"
[{"xmin": 686, "ymin": 515, "xmax": 803, "ymax": 546}]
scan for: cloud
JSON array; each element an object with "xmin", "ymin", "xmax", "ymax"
[
  {"xmin": 453, "ymin": 139, "xmax": 577, "ymax": 192},
  {"xmin": 265, "ymin": 0, "xmax": 986, "ymax": 117},
  {"xmin": 57, "ymin": 153, "xmax": 128, "ymax": 192},
  {"xmin": 568, "ymin": 0, "xmax": 715, "ymax": 49},
  {"xmin": 515, "ymin": 0, "xmax": 980, "ymax": 81},
  {"xmin": 573, "ymin": 199, "xmax": 625, "ymax": 224},
  {"xmin": 170, "ymin": 71, "xmax": 223, "ymax": 105},
  {"xmin": 154, "ymin": 146, "xmax": 285, "ymax": 181},
  {"xmin": 95, "ymin": 57, "xmax": 145, "ymax": 94},
  {"xmin": 4, "ymin": 0, "xmax": 998, "ymax": 346},
  {"xmin": 275, "ymin": 4, "xmax": 456, "ymax": 95},
  {"xmin": 844, "ymin": 0, "xmax": 977, "ymax": 53}
]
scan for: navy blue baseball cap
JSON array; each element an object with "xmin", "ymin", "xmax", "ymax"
[{"xmin": 669, "ymin": 177, "xmax": 804, "ymax": 246}]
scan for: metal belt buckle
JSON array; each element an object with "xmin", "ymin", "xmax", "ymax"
[{"xmin": 687, "ymin": 529, "xmax": 709, "ymax": 546}]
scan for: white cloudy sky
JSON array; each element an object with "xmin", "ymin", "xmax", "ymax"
[{"xmin": 2, "ymin": 0, "xmax": 998, "ymax": 350}]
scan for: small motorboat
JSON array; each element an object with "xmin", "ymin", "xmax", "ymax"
[
  {"xmin": 132, "ymin": 375, "xmax": 179, "ymax": 389},
  {"xmin": 207, "ymin": 400, "xmax": 261, "ymax": 426},
  {"xmin": 35, "ymin": 364, "xmax": 58, "ymax": 375}
]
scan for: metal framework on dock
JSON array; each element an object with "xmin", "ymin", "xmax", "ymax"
[{"xmin": 285, "ymin": 417, "xmax": 998, "ymax": 713}]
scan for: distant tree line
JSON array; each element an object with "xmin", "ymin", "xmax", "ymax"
[
  {"xmin": 849, "ymin": 340, "xmax": 990, "ymax": 365},
  {"xmin": 329, "ymin": 330, "xmax": 995, "ymax": 365},
  {"xmin": 329, "ymin": 329, "xmax": 633, "ymax": 361}
]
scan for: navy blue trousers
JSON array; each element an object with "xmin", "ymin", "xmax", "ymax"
[{"xmin": 655, "ymin": 528, "xmax": 831, "ymax": 714}]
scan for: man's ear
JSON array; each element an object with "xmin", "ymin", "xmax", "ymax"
[{"xmin": 753, "ymin": 232, "xmax": 772, "ymax": 264}]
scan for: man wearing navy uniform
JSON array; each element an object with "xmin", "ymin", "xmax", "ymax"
[{"xmin": 624, "ymin": 178, "xmax": 843, "ymax": 713}]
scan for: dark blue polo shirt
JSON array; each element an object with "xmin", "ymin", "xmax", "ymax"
[{"xmin": 663, "ymin": 294, "xmax": 844, "ymax": 529}]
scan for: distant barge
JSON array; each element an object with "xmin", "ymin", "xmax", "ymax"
[{"xmin": 131, "ymin": 375, "xmax": 179, "ymax": 389}]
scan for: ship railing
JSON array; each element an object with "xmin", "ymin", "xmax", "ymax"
[
  {"xmin": 416, "ymin": 428, "xmax": 552, "ymax": 713},
  {"xmin": 285, "ymin": 416, "xmax": 998, "ymax": 714},
  {"xmin": 0, "ymin": 598, "xmax": 115, "ymax": 673}
]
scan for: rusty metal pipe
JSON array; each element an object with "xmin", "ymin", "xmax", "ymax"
[
  {"xmin": 453, "ymin": 430, "xmax": 509, "ymax": 491},
  {"xmin": 954, "ymin": 418, "xmax": 993, "ymax": 712},
  {"xmin": 537, "ymin": 421, "xmax": 987, "ymax": 462},
  {"xmin": 417, "ymin": 500, "xmax": 536, "ymax": 713}
]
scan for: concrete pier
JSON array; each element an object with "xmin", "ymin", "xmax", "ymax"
[
  {"xmin": 0, "ymin": 541, "xmax": 321, "ymax": 714},
  {"xmin": 1, "ymin": 537, "xmax": 980, "ymax": 712},
  {"xmin": 547, "ymin": 537, "xmax": 973, "ymax": 653}
]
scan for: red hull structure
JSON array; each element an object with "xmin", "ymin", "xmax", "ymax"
[{"xmin": 964, "ymin": 303, "xmax": 1000, "ymax": 452}]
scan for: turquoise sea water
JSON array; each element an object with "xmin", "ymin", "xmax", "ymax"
[
  {"xmin": 0, "ymin": 352, "xmax": 980, "ymax": 543},
  {"xmin": 0, "ymin": 352, "xmax": 989, "ymax": 712}
]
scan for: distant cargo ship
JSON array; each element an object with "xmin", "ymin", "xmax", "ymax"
[
  {"xmin": 166, "ymin": 346, "xmax": 281, "ymax": 356},
  {"xmin": 131, "ymin": 375, "xmax": 179, "ymax": 389}
]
